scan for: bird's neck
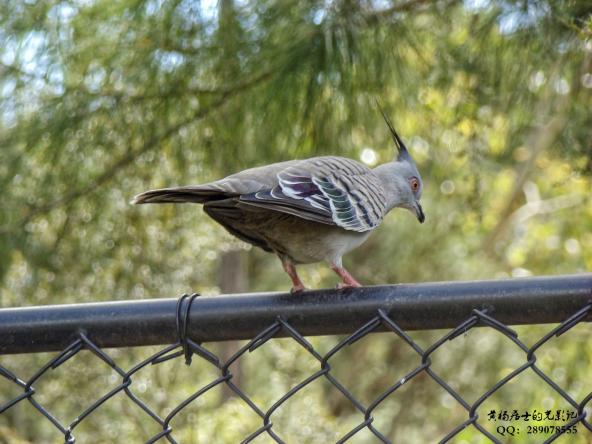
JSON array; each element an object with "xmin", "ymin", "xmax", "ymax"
[{"xmin": 373, "ymin": 162, "xmax": 408, "ymax": 211}]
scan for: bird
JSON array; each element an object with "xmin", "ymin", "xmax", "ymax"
[{"xmin": 132, "ymin": 109, "xmax": 424, "ymax": 293}]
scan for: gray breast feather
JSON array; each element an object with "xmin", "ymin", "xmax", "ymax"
[{"xmin": 239, "ymin": 156, "xmax": 386, "ymax": 232}]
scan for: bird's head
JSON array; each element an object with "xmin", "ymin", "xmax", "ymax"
[{"xmin": 378, "ymin": 105, "xmax": 425, "ymax": 224}]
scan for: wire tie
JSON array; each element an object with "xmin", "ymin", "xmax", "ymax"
[{"xmin": 175, "ymin": 293, "xmax": 200, "ymax": 365}]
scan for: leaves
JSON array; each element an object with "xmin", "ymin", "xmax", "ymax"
[{"xmin": 0, "ymin": 0, "xmax": 591, "ymax": 441}]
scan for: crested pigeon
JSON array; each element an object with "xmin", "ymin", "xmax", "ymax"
[{"xmin": 132, "ymin": 110, "xmax": 425, "ymax": 293}]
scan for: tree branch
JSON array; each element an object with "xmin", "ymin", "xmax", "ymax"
[
  {"xmin": 482, "ymin": 51, "xmax": 592, "ymax": 254},
  {"xmin": 19, "ymin": 69, "xmax": 276, "ymax": 222},
  {"xmin": 363, "ymin": 0, "xmax": 443, "ymax": 24}
]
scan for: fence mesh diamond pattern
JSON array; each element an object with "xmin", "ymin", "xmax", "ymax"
[{"xmin": 1, "ymin": 293, "xmax": 591, "ymax": 443}]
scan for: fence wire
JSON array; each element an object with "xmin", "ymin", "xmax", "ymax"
[{"xmin": 0, "ymin": 293, "xmax": 591, "ymax": 443}]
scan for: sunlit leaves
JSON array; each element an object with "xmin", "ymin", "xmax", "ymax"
[{"xmin": 0, "ymin": 1, "xmax": 591, "ymax": 440}]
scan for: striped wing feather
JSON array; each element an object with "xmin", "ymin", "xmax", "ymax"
[{"xmin": 239, "ymin": 157, "xmax": 386, "ymax": 232}]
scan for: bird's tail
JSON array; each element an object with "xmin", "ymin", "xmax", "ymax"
[{"xmin": 131, "ymin": 186, "xmax": 223, "ymax": 205}]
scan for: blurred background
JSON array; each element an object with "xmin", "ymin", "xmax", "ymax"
[{"xmin": 0, "ymin": 0, "xmax": 591, "ymax": 442}]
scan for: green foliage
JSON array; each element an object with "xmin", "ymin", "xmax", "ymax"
[{"xmin": 1, "ymin": 0, "xmax": 591, "ymax": 442}]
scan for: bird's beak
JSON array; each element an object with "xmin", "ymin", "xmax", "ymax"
[{"xmin": 415, "ymin": 202, "xmax": 425, "ymax": 224}]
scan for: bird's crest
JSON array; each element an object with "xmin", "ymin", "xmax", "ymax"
[{"xmin": 376, "ymin": 100, "xmax": 409, "ymax": 161}]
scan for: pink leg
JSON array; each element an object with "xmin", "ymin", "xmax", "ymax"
[
  {"xmin": 281, "ymin": 258, "xmax": 306, "ymax": 294},
  {"xmin": 331, "ymin": 265, "xmax": 362, "ymax": 289}
]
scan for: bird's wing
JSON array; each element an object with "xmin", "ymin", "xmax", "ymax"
[
  {"xmin": 239, "ymin": 156, "xmax": 387, "ymax": 232},
  {"xmin": 131, "ymin": 156, "xmax": 386, "ymax": 232}
]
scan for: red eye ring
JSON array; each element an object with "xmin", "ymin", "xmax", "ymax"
[{"xmin": 409, "ymin": 177, "xmax": 419, "ymax": 192}]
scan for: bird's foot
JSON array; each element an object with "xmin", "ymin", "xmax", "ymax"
[
  {"xmin": 290, "ymin": 284, "xmax": 306, "ymax": 294},
  {"xmin": 282, "ymin": 258, "xmax": 307, "ymax": 295},
  {"xmin": 331, "ymin": 265, "xmax": 362, "ymax": 289},
  {"xmin": 336, "ymin": 282, "xmax": 362, "ymax": 290}
]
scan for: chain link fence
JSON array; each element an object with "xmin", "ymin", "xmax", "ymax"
[{"xmin": 1, "ymin": 275, "xmax": 591, "ymax": 443}]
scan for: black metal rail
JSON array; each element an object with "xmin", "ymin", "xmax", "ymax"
[{"xmin": 1, "ymin": 273, "xmax": 591, "ymax": 354}]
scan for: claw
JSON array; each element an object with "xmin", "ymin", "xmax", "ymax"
[
  {"xmin": 290, "ymin": 284, "xmax": 306, "ymax": 294},
  {"xmin": 336, "ymin": 282, "xmax": 362, "ymax": 290}
]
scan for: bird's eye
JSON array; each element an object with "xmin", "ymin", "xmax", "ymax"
[{"xmin": 409, "ymin": 177, "xmax": 419, "ymax": 192}]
